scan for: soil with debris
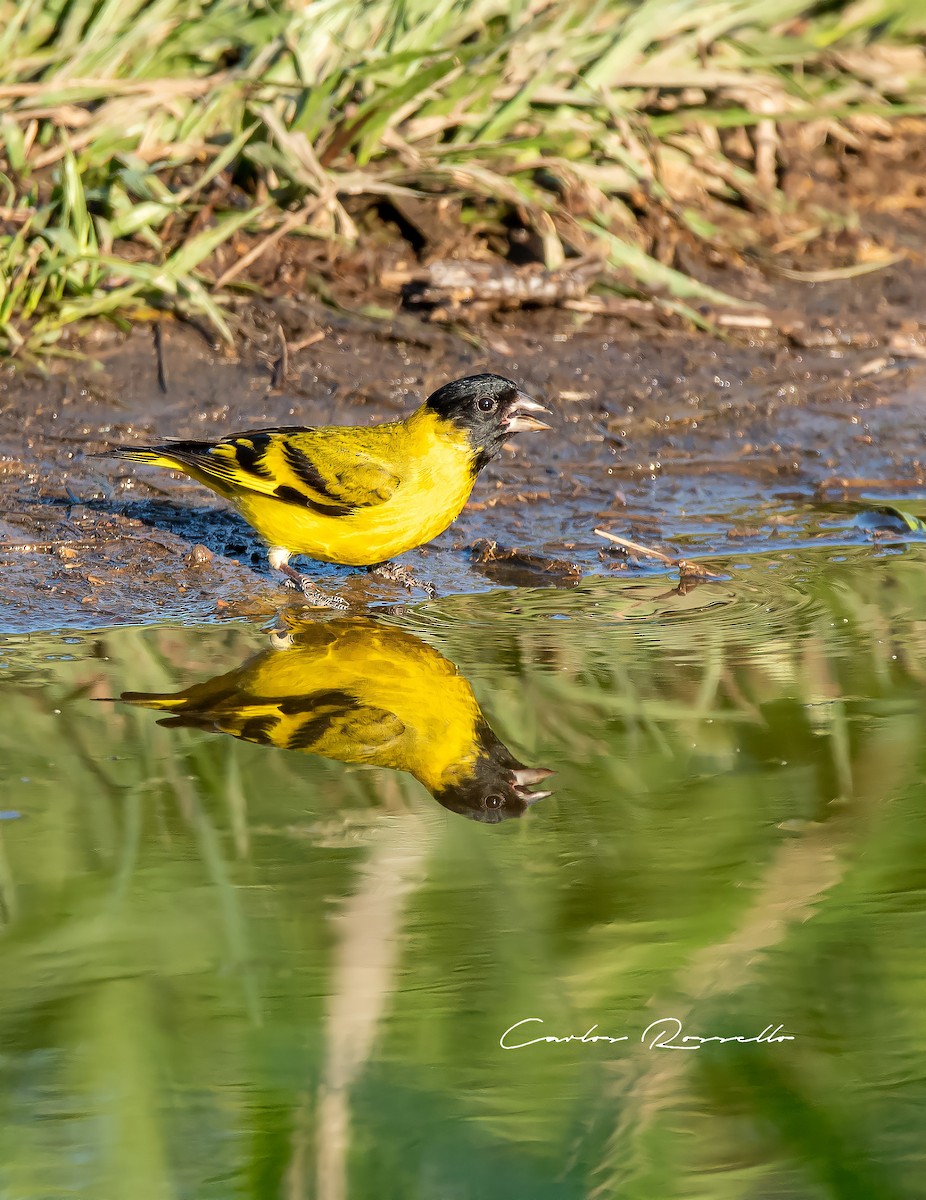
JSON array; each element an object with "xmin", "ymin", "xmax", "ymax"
[{"xmin": 4, "ymin": 131, "xmax": 926, "ymax": 634}]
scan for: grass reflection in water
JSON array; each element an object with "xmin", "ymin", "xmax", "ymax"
[{"xmin": 1, "ymin": 549, "xmax": 926, "ymax": 1198}]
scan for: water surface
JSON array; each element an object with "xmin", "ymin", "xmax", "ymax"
[{"xmin": 2, "ymin": 547, "xmax": 926, "ymax": 1198}]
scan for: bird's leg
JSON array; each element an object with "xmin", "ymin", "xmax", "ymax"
[
  {"xmin": 269, "ymin": 547, "xmax": 350, "ymax": 611},
  {"xmin": 367, "ymin": 561, "xmax": 438, "ymax": 599},
  {"xmin": 278, "ymin": 561, "xmax": 339, "ymax": 608}
]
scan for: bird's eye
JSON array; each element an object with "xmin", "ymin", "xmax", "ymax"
[
  {"xmin": 477, "ymin": 396, "xmax": 496, "ymax": 412},
  {"xmin": 485, "ymin": 794, "xmax": 504, "ymax": 810}
]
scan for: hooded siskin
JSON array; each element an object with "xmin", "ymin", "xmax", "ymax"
[
  {"xmin": 120, "ymin": 615, "xmax": 553, "ymax": 823},
  {"xmin": 105, "ymin": 374, "xmax": 550, "ymax": 577}
]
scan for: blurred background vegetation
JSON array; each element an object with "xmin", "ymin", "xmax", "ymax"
[
  {"xmin": 2, "ymin": 547, "xmax": 926, "ymax": 1197},
  {"xmin": 2, "ymin": 0, "xmax": 926, "ymax": 356}
]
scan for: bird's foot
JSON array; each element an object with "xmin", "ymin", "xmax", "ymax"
[
  {"xmin": 278, "ymin": 563, "xmax": 350, "ymax": 611},
  {"xmin": 367, "ymin": 561, "xmax": 438, "ymax": 599}
]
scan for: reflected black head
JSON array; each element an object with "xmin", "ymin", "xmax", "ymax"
[
  {"xmin": 433, "ymin": 720, "xmax": 553, "ymax": 824},
  {"xmin": 425, "ymin": 374, "xmax": 544, "ymax": 472}
]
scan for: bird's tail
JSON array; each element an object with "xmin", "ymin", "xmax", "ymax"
[
  {"xmin": 103, "ymin": 445, "xmax": 184, "ymax": 469},
  {"xmin": 121, "ymin": 690, "xmax": 187, "ymax": 712},
  {"xmin": 120, "ymin": 689, "xmax": 220, "ymax": 731},
  {"xmin": 102, "ymin": 442, "xmax": 238, "ymax": 495}
]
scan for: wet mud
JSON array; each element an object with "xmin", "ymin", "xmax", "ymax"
[{"xmin": 3, "ymin": 251, "xmax": 926, "ymax": 634}]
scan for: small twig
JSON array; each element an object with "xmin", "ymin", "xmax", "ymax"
[
  {"xmin": 594, "ymin": 528, "xmax": 676, "ymax": 564},
  {"xmin": 594, "ymin": 528, "xmax": 725, "ymax": 580},
  {"xmin": 715, "ymin": 312, "xmax": 774, "ymax": 329},
  {"xmin": 153, "ymin": 321, "xmax": 168, "ymax": 394},
  {"xmin": 752, "ymin": 96, "xmax": 779, "ymax": 193},
  {"xmin": 0, "ymin": 539, "xmax": 95, "ymax": 553},
  {"xmin": 562, "ymin": 297, "xmax": 655, "ymax": 317},
  {"xmin": 270, "ymin": 322, "xmax": 288, "ymax": 389},
  {"xmin": 289, "ymin": 330, "xmax": 325, "ymax": 354}
]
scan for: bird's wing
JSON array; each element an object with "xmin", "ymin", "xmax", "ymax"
[
  {"xmin": 284, "ymin": 700, "xmax": 406, "ymax": 758},
  {"xmin": 123, "ymin": 683, "xmax": 407, "ymax": 761},
  {"xmin": 146, "ymin": 426, "xmax": 401, "ymax": 513}
]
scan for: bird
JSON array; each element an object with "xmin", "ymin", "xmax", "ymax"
[
  {"xmin": 105, "ymin": 373, "xmax": 549, "ymax": 607},
  {"xmin": 120, "ymin": 614, "xmax": 554, "ymax": 822}
]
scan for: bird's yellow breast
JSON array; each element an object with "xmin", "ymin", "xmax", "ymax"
[{"xmin": 233, "ymin": 409, "xmax": 476, "ymax": 565}]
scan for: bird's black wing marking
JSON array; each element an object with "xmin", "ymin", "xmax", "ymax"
[
  {"xmin": 272, "ymin": 486, "xmax": 355, "ymax": 518},
  {"xmin": 278, "ymin": 441, "xmax": 398, "ymax": 511},
  {"xmin": 231, "ymin": 433, "xmax": 274, "ymax": 480},
  {"xmin": 282, "ymin": 688, "xmax": 358, "ymax": 751},
  {"xmin": 238, "ymin": 715, "xmax": 281, "ymax": 745},
  {"xmin": 278, "ymin": 688, "xmax": 357, "ymax": 716},
  {"xmin": 278, "ymin": 689, "xmax": 406, "ymax": 754},
  {"xmin": 281, "ymin": 443, "xmax": 346, "ymax": 501}
]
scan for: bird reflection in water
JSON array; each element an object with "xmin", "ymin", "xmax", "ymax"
[{"xmin": 121, "ymin": 615, "xmax": 553, "ymax": 822}]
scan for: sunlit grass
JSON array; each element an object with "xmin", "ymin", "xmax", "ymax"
[{"xmin": 2, "ymin": 0, "xmax": 926, "ymax": 356}]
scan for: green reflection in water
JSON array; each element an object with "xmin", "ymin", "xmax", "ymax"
[{"xmin": 1, "ymin": 546, "xmax": 925, "ymax": 1199}]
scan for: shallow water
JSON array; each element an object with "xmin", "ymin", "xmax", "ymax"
[{"xmin": 2, "ymin": 545, "xmax": 926, "ymax": 1198}]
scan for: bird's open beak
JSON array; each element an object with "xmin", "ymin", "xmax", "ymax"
[
  {"xmin": 504, "ymin": 391, "xmax": 551, "ymax": 434},
  {"xmin": 511, "ymin": 765, "xmax": 555, "ymax": 804}
]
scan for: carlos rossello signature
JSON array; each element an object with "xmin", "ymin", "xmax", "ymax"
[{"xmin": 500, "ymin": 1016, "xmax": 795, "ymax": 1051}]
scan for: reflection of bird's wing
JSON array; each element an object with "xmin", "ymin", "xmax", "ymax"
[
  {"xmin": 114, "ymin": 426, "xmax": 401, "ymax": 515},
  {"xmin": 123, "ymin": 683, "xmax": 406, "ymax": 764},
  {"xmin": 276, "ymin": 691, "xmax": 406, "ymax": 760}
]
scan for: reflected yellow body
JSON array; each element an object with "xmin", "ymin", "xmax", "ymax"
[
  {"xmin": 225, "ymin": 618, "xmax": 483, "ymax": 794},
  {"xmin": 122, "ymin": 617, "xmax": 550, "ymax": 820}
]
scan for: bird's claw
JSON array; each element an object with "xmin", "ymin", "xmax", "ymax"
[
  {"xmin": 368, "ymin": 562, "xmax": 438, "ymax": 598},
  {"xmin": 298, "ymin": 578, "xmax": 350, "ymax": 610},
  {"xmin": 279, "ymin": 566, "xmax": 349, "ymax": 610},
  {"xmin": 303, "ymin": 579, "xmax": 350, "ymax": 611}
]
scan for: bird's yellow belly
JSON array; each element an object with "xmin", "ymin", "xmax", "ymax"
[
  {"xmin": 235, "ymin": 467, "xmax": 475, "ymax": 566},
  {"xmin": 270, "ymin": 626, "xmax": 482, "ymax": 785}
]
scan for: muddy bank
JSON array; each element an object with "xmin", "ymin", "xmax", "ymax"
[{"xmin": 3, "ymin": 254, "xmax": 926, "ymax": 633}]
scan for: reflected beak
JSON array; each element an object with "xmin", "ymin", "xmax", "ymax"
[
  {"xmin": 504, "ymin": 391, "xmax": 551, "ymax": 434},
  {"xmin": 511, "ymin": 765, "xmax": 555, "ymax": 804}
]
